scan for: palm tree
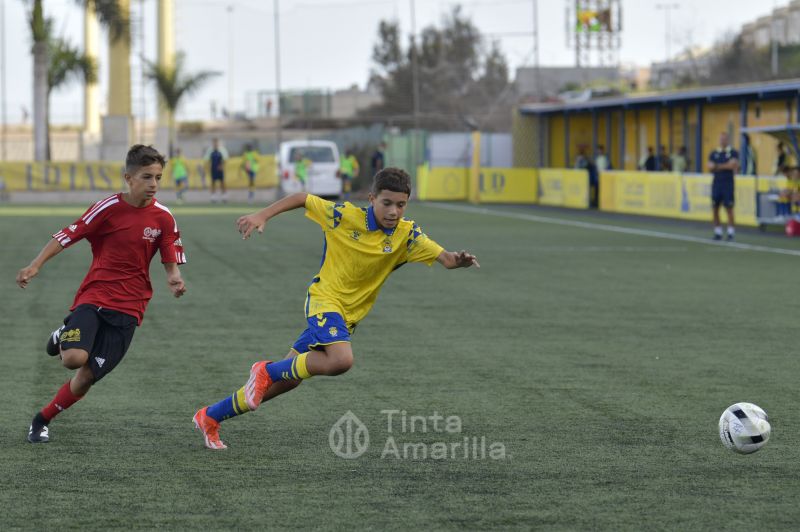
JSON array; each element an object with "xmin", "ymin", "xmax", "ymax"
[
  {"xmin": 29, "ymin": 0, "xmax": 127, "ymax": 161},
  {"xmin": 144, "ymin": 52, "xmax": 220, "ymax": 156},
  {"xmin": 45, "ymin": 37, "xmax": 97, "ymax": 160}
]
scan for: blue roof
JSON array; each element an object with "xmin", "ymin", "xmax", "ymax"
[{"xmin": 519, "ymin": 79, "xmax": 800, "ymax": 115}]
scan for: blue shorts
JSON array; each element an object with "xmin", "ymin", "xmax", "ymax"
[
  {"xmin": 291, "ymin": 312, "xmax": 353, "ymax": 353},
  {"xmin": 211, "ymin": 172, "xmax": 225, "ymax": 182},
  {"xmin": 712, "ymin": 178, "xmax": 734, "ymax": 208}
]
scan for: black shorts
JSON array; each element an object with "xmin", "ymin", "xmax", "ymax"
[
  {"xmin": 58, "ymin": 304, "xmax": 137, "ymax": 382},
  {"xmin": 712, "ymin": 178, "xmax": 735, "ymax": 208}
]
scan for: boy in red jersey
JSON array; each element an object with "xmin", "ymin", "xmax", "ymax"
[{"xmin": 16, "ymin": 145, "xmax": 187, "ymax": 443}]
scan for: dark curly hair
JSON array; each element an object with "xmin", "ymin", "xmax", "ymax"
[
  {"xmin": 372, "ymin": 167, "xmax": 411, "ymax": 196},
  {"xmin": 126, "ymin": 144, "xmax": 166, "ymax": 174}
]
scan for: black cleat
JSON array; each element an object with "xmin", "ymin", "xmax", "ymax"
[
  {"xmin": 712, "ymin": 234, "xmax": 723, "ymax": 241},
  {"xmin": 27, "ymin": 413, "xmax": 50, "ymax": 443},
  {"xmin": 46, "ymin": 325, "xmax": 65, "ymax": 357},
  {"xmin": 726, "ymin": 234, "xmax": 735, "ymax": 242}
]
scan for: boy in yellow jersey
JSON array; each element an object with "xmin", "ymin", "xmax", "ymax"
[
  {"xmin": 171, "ymin": 148, "xmax": 189, "ymax": 203},
  {"xmin": 338, "ymin": 149, "xmax": 360, "ymax": 201},
  {"xmin": 293, "ymin": 150, "xmax": 311, "ymax": 191},
  {"xmin": 193, "ymin": 167, "xmax": 479, "ymax": 450},
  {"xmin": 241, "ymin": 144, "xmax": 260, "ymax": 203}
]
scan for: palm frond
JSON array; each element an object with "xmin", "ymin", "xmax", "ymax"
[{"xmin": 144, "ymin": 52, "xmax": 220, "ymax": 114}]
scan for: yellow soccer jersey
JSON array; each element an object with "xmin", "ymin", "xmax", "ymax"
[{"xmin": 303, "ymin": 194, "xmax": 444, "ymax": 326}]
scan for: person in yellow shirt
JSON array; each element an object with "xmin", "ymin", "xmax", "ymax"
[
  {"xmin": 338, "ymin": 149, "xmax": 360, "ymax": 201},
  {"xmin": 192, "ymin": 167, "xmax": 479, "ymax": 450},
  {"xmin": 241, "ymin": 144, "xmax": 260, "ymax": 203}
]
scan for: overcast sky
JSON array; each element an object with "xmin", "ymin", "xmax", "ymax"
[{"xmin": 0, "ymin": 0, "xmax": 780, "ymax": 124}]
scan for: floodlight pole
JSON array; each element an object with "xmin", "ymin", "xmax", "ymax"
[
  {"xmin": 533, "ymin": 0, "xmax": 541, "ymax": 97},
  {"xmin": 0, "ymin": 0, "xmax": 6, "ymax": 161},
  {"xmin": 410, "ymin": 0, "xmax": 421, "ymax": 182},
  {"xmin": 410, "ymin": 0, "xmax": 420, "ymax": 127},
  {"xmin": 227, "ymin": 4, "xmax": 234, "ymax": 117},
  {"xmin": 274, "ymin": 0, "xmax": 282, "ymax": 148},
  {"xmin": 655, "ymin": 3, "xmax": 679, "ymax": 63}
]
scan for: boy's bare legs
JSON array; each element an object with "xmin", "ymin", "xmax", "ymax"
[
  {"xmin": 194, "ymin": 343, "xmax": 355, "ymax": 449},
  {"xmin": 260, "ymin": 342, "xmax": 354, "ymax": 402}
]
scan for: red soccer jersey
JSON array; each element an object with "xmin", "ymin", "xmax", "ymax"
[{"xmin": 52, "ymin": 193, "xmax": 186, "ymax": 324}]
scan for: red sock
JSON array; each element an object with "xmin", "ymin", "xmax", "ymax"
[{"xmin": 41, "ymin": 380, "xmax": 83, "ymax": 422}]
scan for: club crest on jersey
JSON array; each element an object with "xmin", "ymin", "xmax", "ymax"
[
  {"xmin": 143, "ymin": 227, "xmax": 162, "ymax": 242},
  {"xmin": 383, "ymin": 238, "xmax": 393, "ymax": 253}
]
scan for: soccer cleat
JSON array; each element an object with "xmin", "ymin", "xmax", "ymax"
[
  {"xmin": 46, "ymin": 325, "xmax": 65, "ymax": 356},
  {"xmin": 193, "ymin": 407, "xmax": 227, "ymax": 450},
  {"xmin": 726, "ymin": 234, "xmax": 735, "ymax": 242},
  {"xmin": 244, "ymin": 361, "xmax": 273, "ymax": 411},
  {"xmin": 712, "ymin": 234, "xmax": 723, "ymax": 241},
  {"xmin": 27, "ymin": 413, "xmax": 50, "ymax": 443}
]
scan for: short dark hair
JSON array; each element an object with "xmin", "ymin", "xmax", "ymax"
[
  {"xmin": 126, "ymin": 144, "xmax": 166, "ymax": 173},
  {"xmin": 372, "ymin": 167, "xmax": 411, "ymax": 196}
]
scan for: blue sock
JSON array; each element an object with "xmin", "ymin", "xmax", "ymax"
[
  {"xmin": 265, "ymin": 353, "xmax": 312, "ymax": 382},
  {"xmin": 206, "ymin": 387, "xmax": 250, "ymax": 422}
]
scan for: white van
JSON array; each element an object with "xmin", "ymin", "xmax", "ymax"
[{"xmin": 278, "ymin": 140, "xmax": 341, "ymax": 198}]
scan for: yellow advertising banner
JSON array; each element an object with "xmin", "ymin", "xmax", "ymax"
[
  {"xmin": 538, "ymin": 168, "xmax": 589, "ymax": 209},
  {"xmin": 478, "ymin": 167, "xmax": 537, "ymax": 204},
  {"xmin": 416, "ymin": 166, "xmax": 468, "ymax": 200},
  {"xmin": 600, "ymin": 171, "xmax": 758, "ymax": 227},
  {"xmin": 0, "ymin": 156, "xmax": 277, "ymax": 191}
]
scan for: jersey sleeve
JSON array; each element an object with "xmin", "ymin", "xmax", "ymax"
[
  {"xmin": 406, "ymin": 223, "xmax": 444, "ymax": 266},
  {"xmin": 52, "ymin": 196, "xmax": 117, "ymax": 248},
  {"xmin": 159, "ymin": 213, "xmax": 187, "ymax": 264},
  {"xmin": 304, "ymin": 194, "xmax": 342, "ymax": 231}
]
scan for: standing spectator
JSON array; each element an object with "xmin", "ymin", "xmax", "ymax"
[
  {"xmin": 742, "ymin": 133, "xmax": 757, "ymax": 175},
  {"xmin": 293, "ymin": 150, "xmax": 311, "ymax": 191},
  {"xmin": 639, "ymin": 147, "xmax": 657, "ymax": 171},
  {"xmin": 371, "ymin": 142, "xmax": 386, "ymax": 176},
  {"xmin": 574, "ymin": 146, "xmax": 589, "ymax": 169},
  {"xmin": 671, "ymin": 146, "xmax": 689, "ymax": 174},
  {"xmin": 774, "ymin": 142, "xmax": 788, "ymax": 176},
  {"xmin": 204, "ymin": 138, "xmax": 229, "ymax": 203},
  {"xmin": 575, "ymin": 146, "xmax": 599, "ymax": 208},
  {"xmin": 338, "ymin": 149, "xmax": 360, "ymax": 201},
  {"xmin": 658, "ymin": 145, "xmax": 672, "ymax": 171},
  {"xmin": 171, "ymin": 148, "xmax": 189, "ymax": 204},
  {"xmin": 241, "ymin": 144, "xmax": 260, "ymax": 203},
  {"xmin": 595, "ymin": 145, "xmax": 611, "ymax": 171},
  {"xmin": 708, "ymin": 132, "xmax": 739, "ymax": 241}
]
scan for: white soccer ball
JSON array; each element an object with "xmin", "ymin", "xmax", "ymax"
[{"xmin": 718, "ymin": 402, "xmax": 771, "ymax": 454}]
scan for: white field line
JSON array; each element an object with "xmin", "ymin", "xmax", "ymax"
[{"xmin": 427, "ymin": 203, "xmax": 800, "ymax": 258}]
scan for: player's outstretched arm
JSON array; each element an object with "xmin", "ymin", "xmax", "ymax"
[
  {"xmin": 436, "ymin": 250, "xmax": 480, "ymax": 270},
  {"xmin": 237, "ymin": 192, "xmax": 308, "ymax": 239},
  {"xmin": 16, "ymin": 238, "xmax": 65, "ymax": 289},
  {"xmin": 163, "ymin": 262, "xmax": 187, "ymax": 298}
]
